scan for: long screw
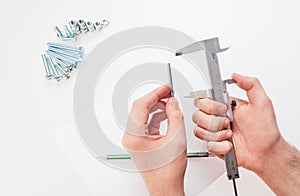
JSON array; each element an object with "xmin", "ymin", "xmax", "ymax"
[
  {"xmin": 48, "ymin": 46, "xmax": 83, "ymax": 60},
  {"xmin": 41, "ymin": 43, "xmax": 84, "ymax": 81},
  {"xmin": 41, "ymin": 54, "xmax": 53, "ymax": 80},
  {"xmin": 47, "ymin": 56, "xmax": 62, "ymax": 81},
  {"xmin": 46, "ymin": 50, "xmax": 80, "ymax": 68}
]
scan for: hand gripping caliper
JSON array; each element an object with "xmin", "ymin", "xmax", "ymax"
[{"xmin": 176, "ymin": 38, "xmax": 239, "ymax": 196}]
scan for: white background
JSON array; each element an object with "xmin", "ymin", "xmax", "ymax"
[{"xmin": 1, "ymin": 0, "xmax": 300, "ymax": 195}]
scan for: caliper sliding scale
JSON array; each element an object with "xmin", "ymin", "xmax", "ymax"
[{"xmin": 176, "ymin": 38, "xmax": 239, "ymax": 196}]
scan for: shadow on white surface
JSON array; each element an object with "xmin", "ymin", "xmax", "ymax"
[{"xmin": 54, "ymin": 122, "xmax": 225, "ymax": 195}]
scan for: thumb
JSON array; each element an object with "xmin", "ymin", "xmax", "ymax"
[
  {"xmin": 232, "ymin": 73, "xmax": 270, "ymax": 105},
  {"xmin": 165, "ymin": 98, "xmax": 185, "ymax": 139}
]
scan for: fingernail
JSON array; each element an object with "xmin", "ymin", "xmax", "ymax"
[
  {"xmin": 224, "ymin": 119, "xmax": 230, "ymax": 127},
  {"xmin": 217, "ymin": 105, "xmax": 226, "ymax": 114},
  {"xmin": 226, "ymin": 131, "xmax": 232, "ymax": 138},
  {"xmin": 168, "ymin": 98, "xmax": 179, "ymax": 109},
  {"xmin": 159, "ymin": 84, "xmax": 168, "ymax": 90}
]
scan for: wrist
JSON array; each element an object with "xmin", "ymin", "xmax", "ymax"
[
  {"xmin": 146, "ymin": 174, "xmax": 185, "ymax": 196},
  {"xmin": 149, "ymin": 185, "xmax": 185, "ymax": 196},
  {"xmin": 253, "ymin": 138, "xmax": 300, "ymax": 195},
  {"xmin": 253, "ymin": 135, "xmax": 287, "ymax": 175}
]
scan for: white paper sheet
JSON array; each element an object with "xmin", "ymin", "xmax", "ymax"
[{"xmin": 54, "ymin": 122, "xmax": 225, "ymax": 196}]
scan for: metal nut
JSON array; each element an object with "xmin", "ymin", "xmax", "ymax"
[
  {"xmin": 69, "ymin": 20, "xmax": 81, "ymax": 35},
  {"xmin": 86, "ymin": 21, "xmax": 96, "ymax": 32},
  {"xmin": 94, "ymin": 22, "xmax": 103, "ymax": 31},
  {"xmin": 78, "ymin": 19, "xmax": 89, "ymax": 33}
]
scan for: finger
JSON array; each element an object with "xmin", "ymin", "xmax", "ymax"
[
  {"xmin": 194, "ymin": 98, "xmax": 227, "ymax": 115},
  {"xmin": 149, "ymin": 101, "xmax": 166, "ymax": 114},
  {"xmin": 232, "ymin": 73, "xmax": 270, "ymax": 105},
  {"xmin": 207, "ymin": 141, "xmax": 233, "ymax": 155},
  {"xmin": 215, "ymin": 154, "xmax": 224, "ymax": 160},
  {"xmin": 148, "ymin": 111, "xmax": 167, "ymax": 135},
  {"xmin": 194, "ymin": 126, "xmax": 233, "ymax": 142},
  {"xmin": 165, "ymin": 98, "xmax": 185, "ymax": 140},
  {"xmin": 192, "ymin": 110, "xmax": 230, "ymax": 131},
  {"xmin": 130, "ymin": 85, "xmax": 171, "ymax": 124}
]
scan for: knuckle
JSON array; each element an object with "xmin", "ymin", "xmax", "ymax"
[
  {"xmin": 207, "ymin": 141, "xmax": 216, "ymax": 152},
  {"xmin": 172, "ymin": 110, "xmax": 183, "ymax": 119},
  {"xmin": 194, "ymin": 127, "xmax": 205, "ymax": 140},
  {"xmin": 132, "ymin": 99, "xmax": 143, "ymax": 109},
  {"xmin": 216, "ymin": 130, "xmax": 227, "ymax": 141},
  {"xmin": 202, "ymin": 99, "xmax": 213, "ymax": 113},
  {"xmin": 213, "ymin": 131, "xmax": 222, "ymax": 142},
  {"xmin": 252, "ymin": 77, "xmax": 260, "ymax": 84},
  {"xmin": 208, "ymin": 116, "xmax": 223, "ymax": 131},
  {"xmin": 205, "ymin": 100, "xmax": 213, "ymax": 113}
]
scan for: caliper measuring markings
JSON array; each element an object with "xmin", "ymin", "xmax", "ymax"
[{"xmin": 176, "ymin": 38, "xmax": 240, "ymax": 196}]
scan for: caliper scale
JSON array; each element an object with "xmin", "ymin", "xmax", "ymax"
[{"xmin": 176, "ymin": 38, "xmax": 239, "ymax": 196}]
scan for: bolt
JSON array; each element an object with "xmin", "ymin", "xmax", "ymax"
[
  {"xmin": 54, "ymin": 26, "xmax": 77, "ymax": 41},
  {"xmin": 46, "ymin": 50, "xmax": 80, "ymax": 69},
  {"xmin": 54, "ymin": 26, "xmax": 63, "ymax": 38},
  {"xmin": 48, "ymin": 47, "xmax": 83, "ymax": 61},
  {"xmin": 55, "ymin": 63, "xmax": 71, "ymax": 79},
  {"xmin": 60, "ymin": 37, "xmax": 77, "ymax": 41},
  {"xmin": 52, "ymin": 57, "xmax": 73, "ymax": 72},
  {"xmin": 47, "ymin": 56, "xmax": 62, "ymax": 81},
  {"xmin": 47, "ymin": 42, "xmax": 84, "ymax": 53},
  {"xmin": 41, "ymin": 54, "xmax": 53, "ymax": 80},
  {"xmin": 63, "ymin": 25, "xmax": 76, "ymax": 38}
]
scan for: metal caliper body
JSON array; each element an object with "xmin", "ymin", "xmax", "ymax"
[{"xmin": 176, "ymin": 38, "xmax": 239, "ymax": 193}]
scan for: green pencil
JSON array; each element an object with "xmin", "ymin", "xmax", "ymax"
[{"xmin": 98, "ymin": 152, "xmax": 212, "ymax": 160}]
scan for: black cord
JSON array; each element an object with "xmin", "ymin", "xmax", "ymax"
[{"xmin": 232, "ymin": 179, "xmax": 238, "ymax": 196}]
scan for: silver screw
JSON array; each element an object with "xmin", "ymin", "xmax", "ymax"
[
  {"xmin": 54, "ymin": 26, "xmax": 77, "ymax": 41},
  {"xmin": 48, "ymin": 47, "xmax": 83, "ymax": 60},
  {"xmin": 63, "ymin": 25, "xmax": 75, "ymax": 38},
  {"xmin": 48, "ymin": 44, "xmax": 84, "ymax": 57},
  {"xmin": 41, "ymin": 54, "xmax": 53, "ymax": 80},
  {"xmin": 46, "ymin": 50, "xmax": 80, "ymax": 69},
  {"xmin": 47, "ymin": 56, "xmax": 62, "ymax": 81},
  {"xmin": 47, "ymin": 42, "xmax": 84, "ymax": 53},
  {"xmin": 55, "ymin": 63, "xmax": 71, "ymax": 79},
  {"xmin": 52, "ymin": 57, "xmax": 73, "ymax": 72},
  {"xmin": 54, "ymin": 26, "xmax": 63, "ymax": 38}
]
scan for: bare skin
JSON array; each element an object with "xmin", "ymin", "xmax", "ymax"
[
  {"xmin": 122, "ymin": 85, "xmax": 186, "ymax": 196},
  {"xmin": 193, "ymin": 73, "xmax": 300, "ymax": 195},
  {"xmin": 122, "ymin": 73, "xmax": 300, "ymax": 195}
]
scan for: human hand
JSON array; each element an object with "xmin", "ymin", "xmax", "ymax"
[
  {"xmin": 122, "ymin": 85, "xmax": 187, "ymax": 196},
  {"xmin": 192, "ymin": 73, "xmax": 285, "ymax": 174}
]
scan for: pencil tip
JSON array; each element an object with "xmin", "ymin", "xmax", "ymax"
[{"xmin": 175, "ymin": 51, "xmax": 182, "ymax": 56}]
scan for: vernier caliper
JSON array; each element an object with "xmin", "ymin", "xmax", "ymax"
[{"xmin": 176, "ymin": 38, "xmax": 239, "ymax": 196}]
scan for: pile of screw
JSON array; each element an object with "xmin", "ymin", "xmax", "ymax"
[
  {"xmin": 54, "ymin": 19, "xmax": 110, "ymax": 41},
  {"xmin": 41, "ymin": 43, "xmax": 84, "ymax": 81}
]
